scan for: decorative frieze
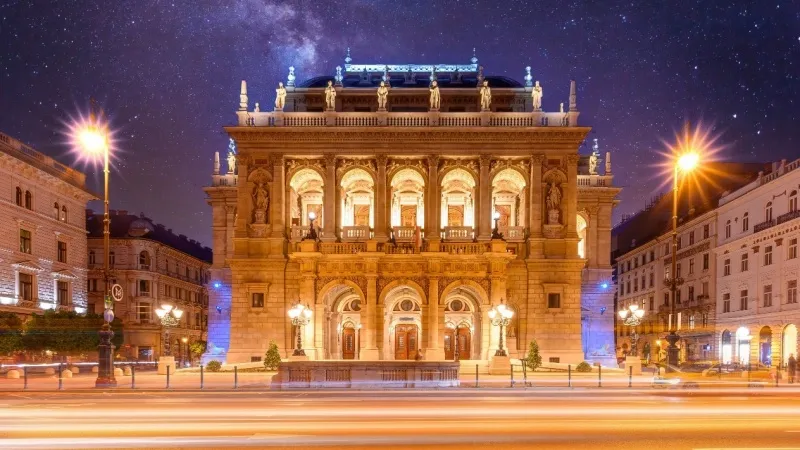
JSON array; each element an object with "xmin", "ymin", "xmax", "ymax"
[
  {"xmin": 338, "ymin": 158, "xmax": 377, "ymax": 176},
  {"xmin": 286, "ymin": 158, "xmax": 324, "ymax": 174}
]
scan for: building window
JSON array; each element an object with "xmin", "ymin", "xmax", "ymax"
[
  {"xmin": 724, "ymin": 258, "xmax": 731, "ymax": 276},
  {"xmin": 89, "ymin": 250, "xmax": 96, "ymax": 265},
  {"xmin": 15, "ymin": 187, "xmax": 22, "ymax": 206},
  {"xmin": 53, "ymin": 202, "xmax": 60, "ymax": 219},
  {"xmin": 88, "ymin": 279, "xmax": 99, "ymax": 292},
  {"xmin": 703, "ymin": 253, "xmax": 709, "ymax": 270},
  {"xmin": 725, "ymin": 220, "xmax": 731, "ymax": 238},
  {"xmin": 689, "ymin": 231, "xmax": 695, "ymax": 245},
  {"xmin": 19, "ymin": 273, "xmax": 34, "ymax": 301},
  {"xmin": 677, "ymin": 236, "xmax": 682, "ymax": 250},
  {"xmin": 766, "ymin": 202, "xmax": 773, "ymax": 222},
  {"xmin": 19, "ymin": 229, "xmax": 31, "ymax": 254},
  {"xmin": 640, "ymin": 276, "xmax": 645, "ymax": 290},
  {"xmin": 789, "ymin": 238, "xmax": 797, "ymax": 260},
  {"xmin": 676, "ymin": 263, "xmax": 682, "ymax": 278},
  {"xmin": 723, "ymin": 293, "xmax": 731, "ymax": 313},
  {"xmin": 57, "ymin": 281, "xmax": 69, "ymax": 306},
  {"xmin": 625, "ymin": 281, "xmax": 630, "ymax": 295},
  {"xmin": 57, "ymin": 241, "xmax": 67, "ymax": 263},
  {"xmin": 61, "ymin": 205, "xmax": 67, "ymax": 222},
  {"xmin": 740, "ymin": 253, "xmax": 749, "ymax": 272},
  {"xmin": 649, "ymin": 272, "xmax": 654, "ymax": 288},
  {"xmin": 702, "ymin": 281, "xmax": 709, "ymax": 297},
  {"xmin": 788, "ymin": 280, "xmax": 798, "ymax": 304},
  {"xmin": 791, "ymin": 190, "xmax": 798, "ymax": 213},
  {"xmin": 251, "ymin": 293, "xmax": 265, "ymax": 308},
  {"xmin": 688, "ymin": 286, "xmax": 695, "ymax": 301},
  {"xmin": 649, "ymin": 295, "xmax": 654, "ymax": 311},
  {"xmin": 24, "ymin": 190, "xmax": 32, "ymax": 210},
  {"xmin": 664, "ymin": 244, "xmax": 669, "ymax": 255},
  {"xmin": 763, "ymin": 285, "xmax": 773, "ymax": 307},
  {"xmin": 764, "ymin": 246, "xmax": 773, "ymax": 266},
  {"xmin": 689, "ymin": 258, "xmax": 695, "ymax": 274},
  {"xmin": 634, "ymin": 277, "xmax": 638, "ymax": 293},
  {"xmin": 139, "ymin": 251, "xmax": 151, "ymax": 270},
  {"xmin": 688, "ymin": 314, "xmax": 696, "ymax": 330},
  {"xmin": 742, "ymin": 213, "xmax": 749, "ymax": 232},
  {"xmin": 703, "ymin": 224, "xmax": 709, "ymax": 239},
  {"xmin": 649, "ymin": 250, "xmax": 655, "ymax": 262},
  {"xmin": 676, "ymin": 289, "xmax": 682, "ymax": 304},
  {"xmin": 547, "ymin": 293, "xmax": 561, "ymax": 308},
  {"xmin": 109, "ymin": 251, "xmax": 116, "ymax": 267},
  {"xmin": 626, "ymin": 261, "xmax": 630, "ymax": 272},
  {"xmin": 740, "ymin": 289, "xmax": 748, "ymax": 310},
  {"xmin": 634, "ymin": 258, "xmax": 638, "ymax": 269},
  {"xmin": 138, "ymin": 280, "xmax": 151, "ymax": 297},
  {"xmin": 664, "ymin": 292, "xmax": 669, "ymax": 306},
  {"xmin": 137, "ymin": 302, "xmax": 152, "ymax": 324}
]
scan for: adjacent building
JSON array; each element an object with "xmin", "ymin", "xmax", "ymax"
[
  {"xmin": 0, "ymin": 131, "xmax": 96, "ymax": 317},
  {"xmin": 205, "ymin": 51, "xmax": 620, "ymax": 365},
  {"xmin": 86, "ymin": 210, "xmax": 212, "ymax": 361}
]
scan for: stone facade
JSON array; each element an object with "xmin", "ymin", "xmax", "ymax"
[
  {"xmin": 86, "ymin": 210, "xmax": 211, "ymax": 361},
  {"xmin": 0, "ymin": 131, "xmax": 95, "ymax": 318},
  {"xmin": 204, "ymin": 56, "xmax": 619, "ymax": 365}
]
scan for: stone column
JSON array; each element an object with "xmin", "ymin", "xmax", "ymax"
[
  {"xmin": 271, "ymin": 154, "xmax": 285, "ymax": 238},
  {"xmin": 529, "ymin": 155, "xmax": 545, "ymax": 253},
  {"xmin": 425, "ymin": 155, "xmax": 441, "ymax": 240},
  {"xmin": 322, "ymin": 154, "xmax": 337, "ymax": 242},
  {"xmin": 426, "ymin": 276, "xmax": 444, "ymax": 360},
  {"xmin": 374, "ymin": 155, "xmax": 388, "ymax": 242},
  {"xmin": 361, "ymin": 275, "xmax": 379, "ymax": 359},
  {"xmin": 586, "ymin": 206, "xmax": 600, "ymax": 266},
  {"xmin": 565, "ymin": 154, "xmax": 580, "ymax": 257},
  {"xmin": 477, "ymin": 155, "xmax": 492, "ymax": 240}
]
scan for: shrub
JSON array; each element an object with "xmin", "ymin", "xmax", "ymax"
[
  {"xmin": 206, "ymin": 360, "xmax": 222, "ymax": 372},
  {"xmin": 575, "ymin": 361, "xmax": 593, "ymax": 372},
  {"xmin": 524, "ymin": 339, "xmax": 542, "ymax": 371},
  {"xmin": 264, "ymin": 340, "xmax": 282, "ymax": 370}
]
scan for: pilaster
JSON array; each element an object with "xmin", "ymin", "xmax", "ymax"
[
  {"xmin": 374, "ymin": 155, "xmax": 388, "ymax": 242},
  {"xmin": 425, "ymin": 155, "xmax": 441, "ymax": 240},
  {"xmin": 565, "ymin": 154, "xmax": 580, "ymax": 257},
  {"xmin": 322, "ymin": 154, "xmax": 337, "ymax": 242},
  {"xmin": 361, "ymin": 274, "xmax": 380, "ymax": 359},
  {"xmin": 271, "ymin": 154, "xmax": 285, "ymax": 239},
  {"xmin": 426, "ymin": 275, "xmax": 444, "ymax": 360},
  {"xmin": 528, "ymin": 154, "xmax": 545, "ymax": 258},
  {"xmin": 477, "ymin": 154, "xmax": 492, "ymax": 241}
]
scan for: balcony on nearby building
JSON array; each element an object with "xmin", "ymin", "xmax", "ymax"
[
  {"xmin": 777, "ymin": 209, "xmax": 800, "ymax": 225},
  {"xmin": 754, "ymin": 219, "xmax": 776, "ymax": 233}
]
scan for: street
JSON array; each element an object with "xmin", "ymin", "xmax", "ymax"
[{"xmin": 2, "ymin": 389, "xmax": 800, "ymax": 449}]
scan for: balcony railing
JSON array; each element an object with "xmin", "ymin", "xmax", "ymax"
[
  {"xmin": 498, "ymin": 226, "xmax": 526, "ymax": 242},
  {"xmin": 290, "ymin": 225, "xmax": 324, "ymax": 242},
  {"xmin": 379, "ymin": 243, "xmax": 420, "ymax": 254},
  {"xmin": 391, "ymin": 226, "xmax": 417, "ymax": 243},
  {"xmin": 238, "ymin": 110, "xmax": 577, "ymax": 128},
  {"xmin": 341, "ymin": 226, "xmax": 372, "ymax": 242},
  {"xmin": 319, "ymin": 242, "xmax": 366, "ymax": 254},
  {"xmin": 438, "ymin": 242, "xmax": 491, "ymax": 255},
  {"xmin": 754, "ymin": 219, "xmax": 776, "ymax": 233},
  {"xmin": 777, "ymin": 209, "xmax": 800, "ymax": 225},
  {"xmin": 442, "ymin": 226, "xmax": 474, "ymax": 242}
]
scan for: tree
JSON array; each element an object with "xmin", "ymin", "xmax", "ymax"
[
  {"xmin": 0, "ymin": 312, "xmax": 23, "ymax": 356},
  {"xmin": 264, "ymin": 340, "xmax": 281, "ymax": 370},
  {"xmin": 22, "ymin": 310, "xmax": 123, "ymax": 354},
  {"xmin": 190, "ymin": 340, "xmax": 206, "ymax": 363},
  {"xmin": 524, "ymin": 339, "xmax": 543, "ymax": 371}
]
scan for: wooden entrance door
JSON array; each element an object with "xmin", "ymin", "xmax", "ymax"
[
  {"xmin": 444, "ymin": 329, "xmax": 455, "ymax": 360},
  {"xmin": 342, "ymin": 327, "xmax": 356, "ymax": 360},
  {"xmin": 457, "ymin": 327, "xmax": 471, "ymax": 359},
  {"xmin": 394, "ymin": 324, "xmax": 418, "ymax": 360}
]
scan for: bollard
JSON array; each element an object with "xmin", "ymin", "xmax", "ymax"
[
  {"xmin": 200, "ymin": 364, "xmax": 204, "ymax": 390},
  {"xmin": 234, "ymin": 365, "xmax": 238, "ymax": 390},
  {"xmin": 775, "ymin": 367, "xmax": 779, "ymax": 388},
  {"xmin": 166, "ymin": 365, "xmax": 171, "ymax": 389},
  {"xmin": 475, "ymin": 364, "xmax": 479, "ymax": 388},
  {"xmin": 598, "ymin": 365, "xmax": 602, "ymax": 388},
  {"xmin": 748, "ymin": 363, "xmax": 752, "ymax": 385},
  {"xmin": 23, "ymin": 366, "xmax": 28, "ymax": 390},
  {"xmin": 58, "ymin": 363, "xmax": 63, "ymax": 390},
  {"xmin": 628, "ymin": 366, "xmax": 633, "ymax": 388},
  {"xmin": 131, "ymin": 365, "xmax": 136, "ymax": 389},
  {"xmin": 568, "ymin": 365, "xmax": 572, "ymax": 388},
  {"xmin": 522, "ymin": 363, "xmax": 528, "ymax": 387},
  {"xmin": 510, "ymin": 365, "xmax": 515, "ymax": 388}
]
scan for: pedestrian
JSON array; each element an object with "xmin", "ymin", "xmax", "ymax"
[{"xmin": 788, "ymin": 353, "xmax": 797, "ymax": 384}]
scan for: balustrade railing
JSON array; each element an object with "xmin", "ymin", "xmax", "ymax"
[
  {"xmin": 380, "ymin": 243, "xmax": 420, "ymax": 254},
  {"xmin": 777, "ymin": 209, "xmax": 800, "ymax": 225},
  {"xmin": 498, "ymin": 226, "xmax": 526, "ymax": 242},
  {"xmin": 238, "ymin": 111, "xmax": 577, "ymax": 128},
  {"xmin": 438, "ymin": 242, "xmax": 490, "ymax": 255},
  {"xmin": 442, "ymin": 226, "xmax": 474, "ymax": 242},
  {"xmin": 341, "ymin": 226, "xmax": 372, "ymax": 242},
  {"xmin": 391, "ymin": 226, "xmax": 417, "ymax": 242},
  {"xmin": 319, "ymin": 242, "xmax": 366, "ymax": 254},
  {"xmin": 290, "ymin": 225, "xmax": 323, "ymax": 241},
  {"xmin": 753, "ymin": 219, "xmax": 775, "ymax": 233}
]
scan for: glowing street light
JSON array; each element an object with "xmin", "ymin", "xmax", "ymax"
[
  {"xmin": 304, "ymin": 211, "xmax": 318, "ymax": 241},
  {"xmin": 618, "ymin": 303, "xmax": 646, "ymax": 356},
  {"xmin": 288, "ymin": 303, "xmax": 313, "ymax": 356},
  {"xmin": 155, "ymin": 303, "xmax": 184, "ymax": 357},
  {"xmin": 491, "ymin": 210, "xmax": 504, "ymax": 240},
  {"xmin": 488, "ymin": 299, "xmax": 514, "ymax": 356}
]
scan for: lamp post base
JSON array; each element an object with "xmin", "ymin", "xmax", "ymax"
[
  {"xmin": 488, "ymin": 354, "xmax": 511, "ymax": 375},
  {"xmin": 665, "ymin": 332, "xmax": 681, "ymax": 372},
  {"xmin": 292, "ymin": 349, "xmax": 307, "ymax": 357},
  {"xmin": 95, "ymin": 323, "xmax": 117, "ymax": 388}
]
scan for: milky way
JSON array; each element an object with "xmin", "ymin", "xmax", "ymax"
[{"xmin": 1, "ymin": 0, "xmax": 798, "ymax": 245}]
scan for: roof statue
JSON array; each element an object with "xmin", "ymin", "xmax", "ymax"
[
  {"xmin": 287, "ymin": 66, "xmax": 296, "ymax": 87},
  {"xmin": 324, "ymin": 80, "xmax": 336, "ymax": 110},
  {"xmin": 532, "ymin": 81, "xmax": 543, "ymax": 111},
  {"xmin": 275, "ymin": 82, "xmax": 286, "ymax": 110},
  {"xmin": 377, "ymin": 81, "xmax": 390, "ymax": 110},
  {"xmin": 429, "ymin": 80, "xmax": 440, "ymax": 111},
  {"xmin": 479, "ymin": 80, "xmax": 491, "ymax": 111},
  {"xmin": 239, "ymin": 80, "xmax": 248, "ymax": 111},
  {"xmin": 524, "ymin": 66, "xmax": 532, "ymax": 87}
]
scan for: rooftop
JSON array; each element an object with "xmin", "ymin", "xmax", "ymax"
[
  {"xmin": 85, "ymin": 210, "xmax": 212, "ymax": 264},
  {"xmin": 0, "ymin": 131, "xmax": 92, "ymax": 195}
]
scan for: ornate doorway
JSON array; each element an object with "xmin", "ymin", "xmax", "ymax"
[
  {"xmin": 394, "ymin": 324, "xmax": 419, "ymax": 360},
  {"xmin": 342, "ymin": 327, "xmax": 357, "ymax": 360},
  {"xmin": 444, "ymin": 327, "xmax": 472, "ymax": 360}
]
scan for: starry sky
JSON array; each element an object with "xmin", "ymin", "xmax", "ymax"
[{"xmin": 1, "ymin": 0, "xmax": 798, "ymax": 246}]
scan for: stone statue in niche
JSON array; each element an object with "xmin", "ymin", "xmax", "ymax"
[
  {"xmin": 275, "ymin": 82, "xmax": 287, "ymax": 110},
  {"xmin": 227, "ymin": 151, "xmax": 236, "ymax": 174},
  {"xmin": 252, "ymin": 182, "xmax": 269, "ymax": 224},
  {"xmin": 429, "ymin": 80, "xmax": 440, "ymax": 110},
  {"xmin": 377, "ymin": 81, "xmax": 389, "ymax": 110},
  {"xmin": 479, "ymin": 80, "xmax": 491, "ymax": 111},
  {"xmin": 532, "ymin": 81, "xmax": 543, "ymax": 111},
  {"xmin": 589, "ymin": 152, "xmax": 598, "ymax": 175},
  {"xmin": 546, "ymin": 181, "xmax": 562, "ymax": 225},
  {"xmin": 324, "ymin": 80, "xmax": 336, "ymax": 110}
]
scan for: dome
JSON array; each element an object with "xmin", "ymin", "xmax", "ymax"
[{"xmin": 128, "ymin": 216, "xmax": 154, "ymax": 237}]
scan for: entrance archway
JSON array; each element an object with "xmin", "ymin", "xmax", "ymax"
[
  {"xmin": 394, "ymin": 324, "xmax": 419, "ymax": 360},
  {"xmin": 442, "ymin": 285, "xmax": 483, "ymax": 360},
  {"xmin": 759, "ymin": 326, "xmax": 772, "ymax": 366},
  {"xmin": 382, "ymin": 284, "xmax": 425, "ymax": 360},
  {"xmin": 319, "ymin": 282, "xmax": 365, "ymax": 360},
  {"xmin": 721, "ymin": 330, "xmax": 732, "ymax": 364},
  {"xmin": 783, "ymin": 324, "xmax": 798, "ymax": 365},
  {"xmin": 736, "ymin": 326, "xmax": 751, "ymax": 365}
]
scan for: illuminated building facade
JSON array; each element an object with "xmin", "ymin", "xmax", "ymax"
[{"xmin": 204, "ymin": 52, "xmax": 619, "ymax": 366}]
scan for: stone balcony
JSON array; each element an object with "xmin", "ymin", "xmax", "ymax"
[
  {"xmin": 236, "ymin": 110, "xmax": 577, "ymax": 128},
  {"xmin": 294, "ymin": 239, "xmax": 509, "ymax": 256}
]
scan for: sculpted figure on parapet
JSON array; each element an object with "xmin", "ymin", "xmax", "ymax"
[
  {"xmin": 377, "ymin": 81, "xmax": 390, "ymax": 110},
  {"xmin": 429, "ymin": 80, "xmax": 440, "ymax": 110},
  {"xmin": 479, "ymin": 80, "xmax": 491, "ymax": 110},
  {"xmin": 324, "ymin": 80, "xmax": 336, "ymax": 110},
  {"xmin": 275, "ymin": 82, "xmax": 287, "ymax": 110},
  {"xmin": 532, "ymin": 80, "xmax": 543, "ymax": 111}
]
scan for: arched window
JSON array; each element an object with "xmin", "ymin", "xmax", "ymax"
[
  {"xmin": 61, "ymin": 205, "xmax": 67, "ymax": 222},
  {"xmin": 54, "ymin": 202, "xmax": 60, "ymax": 219},
  {"xmin": 24, "ymin": 190, "xmax": 32, "ymax": 210},
  {"xmin": 15, "ymin": 187, "xmax": 22, "ymax": 206},
  {"xmin": 790, "ymin": 191, "xmax": 798, "ymax": 213},
  {"xmin": 725, "ymin": 220, "xmax": 731, "ymax": 238},
  {"xmin": 139, "ymin": 251, "xmax": 151, "ymax": 269},
  {"xmin": 742, "ymin": 212, "xmax": 749, "ymax": 232},
  {"xmin": 766, "ymin": 201, "xmax": 773, "ymax": 222}
]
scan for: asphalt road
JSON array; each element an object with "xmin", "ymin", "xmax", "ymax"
[{"xmin": 2, "ymin": 389, "xmax": 800, "ymax": 449}]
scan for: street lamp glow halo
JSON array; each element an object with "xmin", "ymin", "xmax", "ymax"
[{"xmin": 678, "ymin": 152, "xmax": 700, "ymax": 172}]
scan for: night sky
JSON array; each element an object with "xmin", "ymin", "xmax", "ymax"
[{"xmin": 1, "ymin": 1, "xmax": 798, "ymax": 246}]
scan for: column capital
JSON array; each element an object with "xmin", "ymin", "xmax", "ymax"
[
  {"xmin": 323, "ymin": 154, "xmax": 337, "ymax": 168},
  {"xmin": 375, "ymin": 154, "xmax": 388, "ymax": 168},
  {"xmin": 531, "ymin": 154, "xmax": 546, "ymax": 165},
  {"xmin": 269, "ymin": 153, "xmax": 285, "ymax": 167},
  {"xmin": 427, "ymin": 154, "xmax": 440, "ymax": 168},
  {"xmin": 566, "ymin": 154, "xmax": 581, "ymax": 166},
  {"xmin": 479, "ymin": 154, "xmax": 492, "ymax": 168}
]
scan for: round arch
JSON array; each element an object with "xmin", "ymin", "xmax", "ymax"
[
  {"xmin": 438, "ymin": 165, "xmax": 479, "ymax": 185},
  {"xmin": 286, "ymin": 164, "xmax": 326, "ymax": 186},
  {"xmin": 387, "ymin": 165, "xmax": 428, "ymax": 186},
  {"xmin": 759, "ymin": 326, "xmax": 773, "ymax": 366},
  {"xmin": 490, "ymin": 165, "xmax": 528, "ymax": 187},
  {"xmin": 378, "ymin": 279, "xmax": 428, "ymax": 307},
  {"xmin": 317, "ymin": 279, "xmax": 366, "ymax": 307},
  {"xmin": 439, "ymin": 279, "xmax": 489, "ymax": 308},
  {"xmin": 577, "ymin": 213, "xmax": 589, "ymax": 259},
  {"xmin": 783, "ymin": 324, "xmax": 798, "ymax": 365},
  {"xmin": 340, "ymin": 166, "xmax": 377, "ymax": 186}
]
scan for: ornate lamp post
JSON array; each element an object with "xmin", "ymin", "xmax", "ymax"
[
  {"xmin": 488, "ymin": 299, "xmax": 514, "ymax": 356},
  {"xmin": 155, "ymin": 303, "xmax": 183, "ymax": 357},
  {"xmin": 491, "ymin": 211, "xmax": 503, "ymax": 240},
  {"xmin": 181, "ymin": 336, "xmax": 189, "ymax": 367},
  {"xmin": 304, "ymin": 211, "xmax": 318, "ymax": 240},
  {"xmin": 664, "ymin": 151, "xmax": 699, "ymax": 371},
  {"xmin": 618, "ymin": 303, "xmax": 646, "ymax": 356},
  {"xmin": 73, "ymin": 100, "xmax": 117, "ymax": 388},
  {"xmin": 288, "ymin": 303, "xmax": 313, "ymax": 356}
]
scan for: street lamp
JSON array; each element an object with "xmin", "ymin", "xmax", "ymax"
[
  {"xmin": 155, "ymin": 303, "xmax": 183, "ymax": 357},
  {"xmin": 73, "ymin": 100, "xmax": 116, "ymax": 388},
  {"xmin": 618, "ymin": 303, "xmax": 646, "ymax": 356},
  {"xmin": 181, "ymin": 336, "xmax": 189, "ymax": 367},
  {"xmin": 664, "ymin": 149, "xmax": 700, "ymax": 372},
  {"xmin": 491, "ymin": 211, "xmax": 503, "ymax": 240},
  {"xmin": 288, "ymin": 303, "xmax": 313, "ymax": 356},
  {"xmin": 488, "ymin": 299, "xmax": 514, "ymax": 356},
  {"xmin": 304, "ymin": 211, "xmax": 318, "ymax": 241}
]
